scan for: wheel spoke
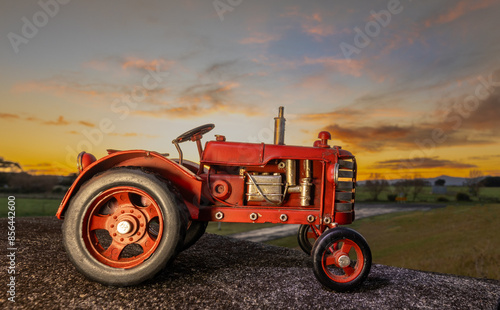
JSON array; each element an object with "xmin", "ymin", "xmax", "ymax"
[
  {"xmin": 144, "ymin": 205, "xmax": 160, "ymax": 220},
  {"xmin": 137, "ymin": 232, "xmax": 157, "ymax": 253},
  {"xmin": 341, "ymin": 242, "xmax": 353, "ymax": 254},
  {"xmin": 311, "ymin": 225, "xmax": 322, "ymax": 237},
  {"xmin": 89, "ymin": 214, "xmax": 109, "ymax": 231},
  {"xmin": 325, "ymin": 255, "xmax": 337, "ymax": 266},
  {"xmin": 342, "ymin": 266, "xmax": 355, "ymax": 276},
  {"xmin": 113, "ymin": 192, "xmax": 132, "ymax": 206},
  {"xmin": 101, "ymin": 240, "xmax": 126, "ymax": 261}
]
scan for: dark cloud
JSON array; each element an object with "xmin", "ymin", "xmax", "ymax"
[
  {"xmin": 317, "ymin": 79, "xmax": 500, "ymax": 152},
  {"xmin": 204, "ymin": 60, "xmax": 238, "ymax": 77},
  {"xmin": 453, "ymin": 86, "xmax": 500, "ymax": 132},
  {"xmin": 375, "ymin": 157, "xmax": 477, "ymax": 170},
  {"xmin": 468, "ymin": 154, "xmax": 500, "ymax": 160},
  {"xmin": 323, "ymin": 123, "xmax": 493, "ymax": 152}
]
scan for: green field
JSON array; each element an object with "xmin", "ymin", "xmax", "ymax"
[
  {"xmin": 267, "ymin": 204, "xmax": 500, "ymax": 280},
  {"xmin": 0, "ymin": 196, "xmax": 61, "ymax": 217}
]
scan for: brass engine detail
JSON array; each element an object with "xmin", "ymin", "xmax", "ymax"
[
  {"xmin": 244, "ymin": 159, "xmax": 312, "ymax": 206},
  {"xmin": 286, "ymin": 159, "xmax": 296, "ymax": 186},
  {"xmin": 246, "ymin": 174, "xmax": 283, "ymax": 203},
  {"xmin": 286, "ymin": 159, "xmax": 312, "ymax": 206}
]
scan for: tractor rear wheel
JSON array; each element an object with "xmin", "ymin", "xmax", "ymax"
[{"xmin": 62, "ymin": 168, "xmax": 187, "ymax": 286}]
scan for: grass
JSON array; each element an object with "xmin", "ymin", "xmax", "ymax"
[
  {"xmin": 268, "ymin": 204, "xmax": 500, "ymax": 280},
  {"xmin": 0, "ymin": 196, "xmax": 61, "ymax": 217}
]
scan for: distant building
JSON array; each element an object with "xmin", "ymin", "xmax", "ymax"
[
  {"xmin": 432, "ymin": 185, "xmax": 447, "ymax": 195},
  {"xmin": 432, "ymin": 179, "xmax": 447, "ymax": 195}
]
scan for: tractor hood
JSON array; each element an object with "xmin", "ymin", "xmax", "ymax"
[{"xmin": 201, "ymin": 141, "xmax": 353, "ymax": 166}]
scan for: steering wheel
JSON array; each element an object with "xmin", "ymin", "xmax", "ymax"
[{"xmin": 172, "ymin": 124, "xmax": 215, "ymax": 144}]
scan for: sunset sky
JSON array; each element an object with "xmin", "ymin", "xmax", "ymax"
[{"xmin": 1, "ymin": 0, "xmax": 499, "ymax": 180}]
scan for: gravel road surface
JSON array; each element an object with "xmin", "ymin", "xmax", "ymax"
[{"xmin": 1, "ymin": 217, "xmax": 499, "ymax": 309}]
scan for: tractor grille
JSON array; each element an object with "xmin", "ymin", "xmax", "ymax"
[{"xmin": 334, "ymin": 157, "xmax": 356, "ymax": 212}]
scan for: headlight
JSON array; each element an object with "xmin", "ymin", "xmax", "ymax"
[
  {"xmin": 77, "ymin": 151, "xmax": 96, "ymax": 172},
  {"xmin": 327, "ymin": 163, "xmax": 339, "ymax": 185}
]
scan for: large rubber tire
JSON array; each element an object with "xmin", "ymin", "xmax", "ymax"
[
  {"xmin": 182, "ymin": 220, "xmax": 208, "ymax": 251},
  {"xmin": 62, "ymin": 168, "xmax": 187, "ymax": 286},
  {"xmin": 312, "ymin": 227, "xmax": 371, "ymax": 292}
]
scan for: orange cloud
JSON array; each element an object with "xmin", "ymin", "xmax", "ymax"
[
  {"xmin": 0, "ymin": 113, "xmax": 20, "ymax": 119},
  {"xmin": 44, "ymin": 116, "xmax": 70, "ymax": 126},
  {"xmin": 280, "ymin": 8, "xmax": 336, "ymax": 39},
  {"xmin": 78, "ymin": 120, "xmax": 96, "ymax": 128},
  {"xmin": 5, "ymin": 113, "xmax": 99, "ymax": 129},
  {"xmin": 424, "ymin": 0, "xmax": 497, "ymax": 27},
  {"xmin": 108, "ymin": 132, "xmax": 158, "ymax": 138},
  {"xmin": 121, "ymin": 57, "xmax": 175, "ymax": 71}
]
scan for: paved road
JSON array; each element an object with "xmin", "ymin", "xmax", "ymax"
[
  {"xmin": 1, "ymin": 217, "xmax": 499, "ymax": 309},
  {"xmin": 230, "ymin": 203, "xmax": 443, "ymax": 243}
]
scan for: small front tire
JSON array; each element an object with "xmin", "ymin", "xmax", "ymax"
[{"xmin": 312, "ymin": 227, "xmax": 371, "ymax": 292}]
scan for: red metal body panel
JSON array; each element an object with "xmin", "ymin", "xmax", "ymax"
[
  {"xmin": 56, "ymin": 150, "xmax": 203, "ymax": 219},
  {"xmin": 199, "ymin": 206, "xmax": 324, "ymax": 225},
  {"xmin": 201, "ymin": 141, "xmax": 353, "ymax": 166},
  {"xmin": 198, "ymin": 141, "xmax": 356, "ymax": 226}
]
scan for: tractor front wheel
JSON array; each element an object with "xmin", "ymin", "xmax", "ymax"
[{"xmin": 312, "ymin": 227, "xmax": 371, "ymax": 292}]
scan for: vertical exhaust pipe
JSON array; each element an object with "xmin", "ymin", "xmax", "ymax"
[{"xmin": 274, "ymin": 106, "xmax": 286, "ymax": 145}]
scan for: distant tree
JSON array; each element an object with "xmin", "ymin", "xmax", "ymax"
[
  {"xmin": 365, "ymin": 173, "xmax": 389, "ymax": 201},
  {"xmin": 8, "ymin": 173, "xmax": 59, "ymax": 193},
  {"xmin": 0, "ymin": 157, "xmax": 22, "ymax": 172},
  {"xmin": 480, "ymin": 176, "xmax": 500, "ymax": 187},
  {"xmin": 456, "ymin": 192, "xmax": 471, "ymax": 201},
  {"xmin": 58, "ymin": 173, "xmax": 78, "ymax": 186},
  {"xmin": 464, "ymin": 170, "xmax": 483, "ymax": 198},
  {"xmin": 434, "ymin": 179, "xmax": 446, "ymax": 186},
  {"xmin": 410, "ymin": 175, "xmax": 428, "ymax": 201},
  {"xmin": 394, "ymin": 176, "xmax": 412, "ymax": 199},
  {"xmin": 0, "ymin": 172, "xmax": 9, "ymax": 188}
]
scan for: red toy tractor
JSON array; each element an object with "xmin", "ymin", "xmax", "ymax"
[{"xmin": 57, "ymin": 107, "xmax": 371, "ymax": 292}]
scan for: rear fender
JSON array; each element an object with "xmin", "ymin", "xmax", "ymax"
[{"xmin": 56, "ymin": 150, "xmax": 204, "ymax": 220}]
